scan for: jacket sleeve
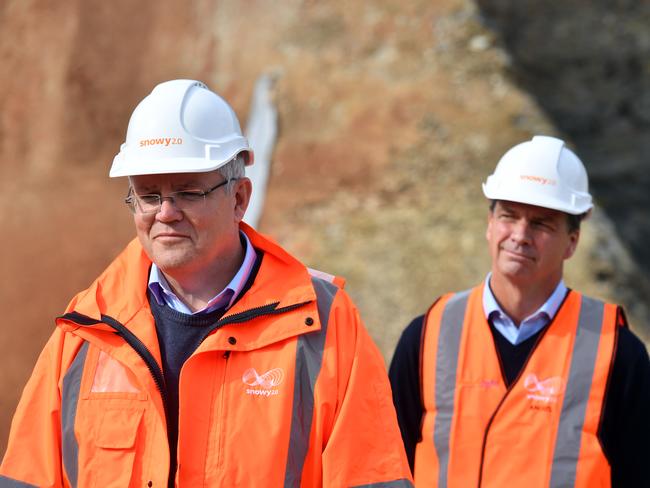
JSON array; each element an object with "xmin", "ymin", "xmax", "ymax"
[
  {"xmin": 599, "ymin": 327, "xmax": 650, "ymax": 487},
  {"xmin": 1, "ymin": 327, "xmax": 84, "ymax": 488},
  {"xmin": 388, "ymin": 315, "xmax": 426, "ymax": 473},
  {"xmin": 317, "ymin": 288, "xmax": 414, "ymax": 487}
]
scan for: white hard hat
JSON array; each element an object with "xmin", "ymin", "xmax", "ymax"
[
  {"xmin": 110, "ymin": 79, "xmax": 254, "ymax": 177},
  {"xmin": 482, "ymin": 135, "xmax": 593, "ymax": 215}
]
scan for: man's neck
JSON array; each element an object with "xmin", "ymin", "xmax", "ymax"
[
  {"xmin": 489, "ymin": 274, "xmax": 561, "ymax": 326},
  {"xmin": 160, "ymin": 243, "xmax": 245, "ymax": 313}
]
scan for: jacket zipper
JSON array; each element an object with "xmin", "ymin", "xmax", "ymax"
[
  {"xmin": 198, "ymin": 300, "xmax": 310, "ymax": 343},
  {"xmin": 60, "ymin": 311, "xmax": 170, "ymax": 424},
  {"xmin": 215, "ymin": 349, "xmax": 230, "ymax": 471}
]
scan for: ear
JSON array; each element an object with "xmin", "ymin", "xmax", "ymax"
[
  {"xmin": 563, "ymin": 229, "xmax": 580, "ymax": 260},
  {"xmin": 486, "ymin": 209, "xmax": 494, "ymax": 243},
  {"xmin": 232, "ymin": 177, "xmax": 252, "ymax": 223}
]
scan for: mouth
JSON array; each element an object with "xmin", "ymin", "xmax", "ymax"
[
  {"xmin": 502, "ymin": 248, "xmax": 535, "ymax": 262},
  {"xmin": 153, "ymin": 233, "xmax": 189, "ymax": 242}
]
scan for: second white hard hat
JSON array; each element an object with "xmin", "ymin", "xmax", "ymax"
[
  {"xmin": 110, "ymin": 79, "xmax": 254, "ymax": 177},
  {"xmin": 482, "ymin": 135, "xmax": 593, "ymax": 215}
]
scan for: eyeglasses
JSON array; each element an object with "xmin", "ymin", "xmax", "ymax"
[{"xmin": 125, "ymin": 178, "xmax": 236, "ymax": 214}]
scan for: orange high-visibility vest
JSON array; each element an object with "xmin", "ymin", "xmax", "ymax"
[{"xmin": 415, "ymin": 284, "xmax": 619, "ymax": 488}]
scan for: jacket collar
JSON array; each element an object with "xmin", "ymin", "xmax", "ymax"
[{"xmin": 57, "ymin": 223, "xmax": 317, "ymax": 333}]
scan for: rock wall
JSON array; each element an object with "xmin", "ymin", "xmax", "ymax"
[{"xmin": 1, "ymin": 0, "xmax": 647, "ymax": 455}]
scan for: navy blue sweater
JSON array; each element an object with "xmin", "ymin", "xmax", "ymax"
[{"xmin": 149, "ymin": 294, "xmax": 225, "ymax": 481}]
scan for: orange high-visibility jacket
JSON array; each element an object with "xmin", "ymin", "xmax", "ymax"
[
  {"xmin": 1, "ymin": 224, "xmax": 412, "ymax": 488},
  {"xmin": 415, "ymin": 284, "xmax": 619, "ymax": 488}
]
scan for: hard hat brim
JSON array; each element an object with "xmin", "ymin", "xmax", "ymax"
[
  {"xmin": 109, "ymin": 150, "xmax": 254, "ymax": 177},
  {"xmin": 482, "ymin": 183, "xmax": 593, "ymax": 215}
]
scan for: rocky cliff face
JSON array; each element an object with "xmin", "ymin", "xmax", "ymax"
[{"xmin": 1, "ymin": 0, "xmax": 647, "ymax": 452}]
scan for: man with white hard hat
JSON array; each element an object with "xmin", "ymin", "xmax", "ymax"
[
  {"xmin": 389, "ymin": 136, "xmax": 650, "ymax": 487},
  {"xmin": 1, "ymin": 80, "xmax": 413, "ymax": 487}
]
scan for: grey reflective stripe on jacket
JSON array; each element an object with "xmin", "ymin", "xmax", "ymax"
[
  {"xmin": 0, "ymin": 475, "xmax": 38, "ymax": 488},
  {"xmin": 283, "ymin": 277, "xmax": 337, "ymax": 487},
  {"xmin": 352, "ymin": 479, "xmax": 414, "ymax": 487},
  {"xmin": 550, "ymin": 296, "xmax": 605, "ymax": 487},
  {"xmin": 61, "ymin": 341, "xmax": 89, "ymax": 488},
  {"xmin": 432, "ymin": 290, "xmax": 471, "ymax": 488},
  {"xmin": 432, "ymin": 290, "xmax": 607, "ymax": 488}
]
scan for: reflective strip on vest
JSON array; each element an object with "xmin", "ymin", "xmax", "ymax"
[
  {"xmin": 351, "ymin": 479, "xmax": 414, "ymax": 487},
  {"xmin": 0, "ymin": 475, "xmax": 38, "ymax": 487},
  {"xmin": 61, "ymin": 341, "xmax": 89, "ymax": 488},
  {"xmin": 283, "ymin": 277, "xmax": 337, "ymax": 487},
  {"xmin": 433, "ymin": 290, "xmax": 470, "ymax": 488},
  {"xmin": 550, "ymin": 296, "xmax": 604, "ymax": 487}
]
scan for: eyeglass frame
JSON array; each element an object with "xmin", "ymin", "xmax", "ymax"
[{"xmin": 124, "ymin": 177, "xmax": 238, "ymax": 214}]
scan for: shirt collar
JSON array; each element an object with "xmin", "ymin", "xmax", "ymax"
[
  {"xmin": 482, "ymin": 273, "xmax": 568, "ymax": 324},
  {"xmin": 148, "ymin": 231, "xmax": 256, "ymax": 314}
]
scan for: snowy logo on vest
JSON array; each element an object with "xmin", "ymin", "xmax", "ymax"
[
  {"xmin": 242, "ymin": 368, "xmax": 284, "ymax": 397},
  {"xmin": 524, "ymin": 374, "xmax": 565, "ymax": 403}
]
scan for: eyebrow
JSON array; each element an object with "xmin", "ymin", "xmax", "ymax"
[
  {"xmin": 497, "ymin": 204, "xmax": 517, "ymax": 214},
  {"xmin": 531, "ymin": 216, "xmax": 554, "ymax": 225},
  {"xmin": 498, "ymin": 204, "xmax": 557, "ymax": 222},
  {"xmin": 133, "ymin": 181, "xmax": 205, "ymax": 193}
]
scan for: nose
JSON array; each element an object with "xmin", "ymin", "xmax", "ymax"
[
  {"xmin": 155, "ymin": 198, "xmax": 183, "ymax": 222},
  {"xmin": 510, "ymin": 219, "xmax": 532, "ymax": 244}
]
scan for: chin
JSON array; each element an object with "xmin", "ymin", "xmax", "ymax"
[
  {"xmin": 498, "ymin": 263, "xmax": 534, "ymax": 280},
  {"xmin": 152, "ymin": 251, "xmax": 197, "ymax": 273}
]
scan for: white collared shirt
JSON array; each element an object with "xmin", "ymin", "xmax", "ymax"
[
  {"xmin": 482, "ymin": 273, "xmax": 567, "ymax": 345},
  {"xmin": 148, "ymin": 231, "xmax": 256, "ymax": 315}
]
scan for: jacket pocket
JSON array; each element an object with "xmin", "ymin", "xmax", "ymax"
[
  {"xmin": 89, "ymin": 407, "xmax": 144, "ymax": 487},
  {"xmin": 96, "ymin": 407, "xmax": 142, "ymax": 448}
]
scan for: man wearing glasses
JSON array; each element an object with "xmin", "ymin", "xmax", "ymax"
[{"xmin": 1, "ymin": 80, "xmax": 412, "ymax": 487}]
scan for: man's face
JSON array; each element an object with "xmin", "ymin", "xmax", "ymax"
[
  {"xmin": 130, "ymin": 170, "xmax": 251, "ymax": 277},
  {"xmin": 486, "ymin": 200, "xmax": 579, "ymax": 289}
]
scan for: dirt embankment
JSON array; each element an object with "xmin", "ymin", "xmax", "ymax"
[{"xmin": 1, "ymin": 0, "xmax": 647, "ymax": 454}]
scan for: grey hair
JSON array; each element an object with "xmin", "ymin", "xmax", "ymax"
[
  {"xmin": 125, "ymin": 152, "xmax": 246, "ymax": 194},
  {"xmin": 217, "ymin": 153, "xmax": 247, "ymax": 193}
]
